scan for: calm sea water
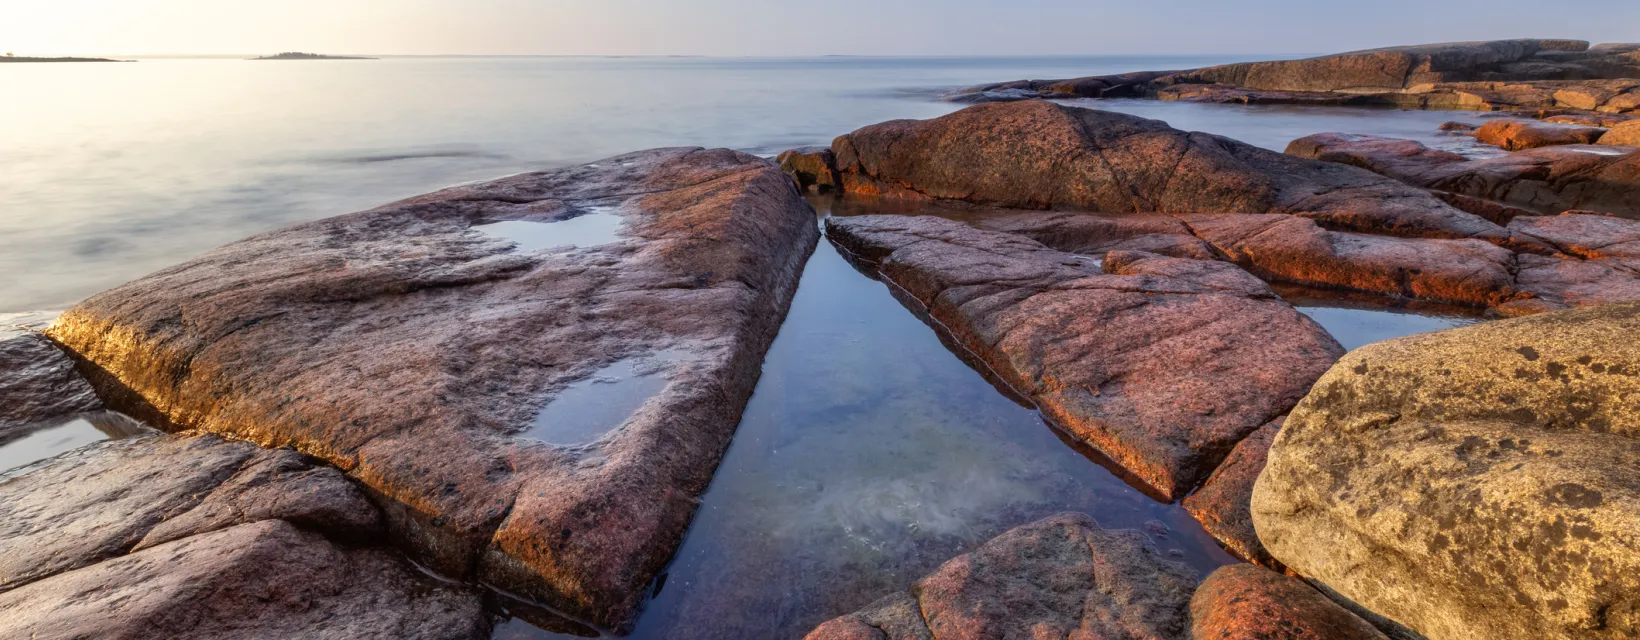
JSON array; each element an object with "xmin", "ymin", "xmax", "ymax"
[{"xmin": 0, "ymin": 54, "xmax": 1499, "ymax": 313}]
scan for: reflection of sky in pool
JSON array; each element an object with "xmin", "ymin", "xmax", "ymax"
[
  {"xmin": 471, "ymin": 210, "xmax": 624, "ymax": 253},
  {"xmin": 0, "ymin": 413, "xmax": 154, "ymax": 476}
]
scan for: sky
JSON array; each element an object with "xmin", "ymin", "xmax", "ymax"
[{"xmin": 5, "ymin": 0, "xmax": 1638, "ymax": 57}]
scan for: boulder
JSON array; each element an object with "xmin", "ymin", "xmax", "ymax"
[
  {"xmin": 1190, "ymin": 564, "xmax": 1389, "ymax": 640},
  {"xmin": 1288, "ymin": 132, "xmax": 1640, "ymax": 218},
  {"xmin": 1599, "ymin": 119, "xmax": 1640, "ymax": 146},
  {"xmin": 45, "ymin": 147, "xmax": 820, "ymax": 629},
  {"xmin": 804, "ymin": 513, "xmax": 1199, "ymax": 640},
  {"xmin": 1182, "ymin": 419, "xmax": 1283, "ymax": 567},
  {"xmin": 777, "ymin": 146, "xmax": 842, "ymax": 193},
  {"xmin": 1253, "ymin": 302, "xmax": 1640, "ymax": 640},
  {"xmin": 0, "ymin": 520, "xmax": 490, "ymax": 640},
  {"xmin": 1542, "ymin": 112, "xmax": 1637, "ymax": 128},
  {"xmin": 1472, "ymin": 119, "xmax": 1608, "ymax": 150},
  {"xmin": 827, "ymin": 215, "xmax": 1342, "ymax": 499},
  {"xmin": 832, "ymin": 101, "xmax": 1511, "ymax": 243},
  {"xmin": 0, "ymin": 327, "xmax": 102, "ymax": 442},
  {"xmin": 1509, "ymin": 211, "xmax": 1640, "ymax": 258},
  {"xmin": 0, "ymin": 433, "xmax": 377, "ymax": 593}
]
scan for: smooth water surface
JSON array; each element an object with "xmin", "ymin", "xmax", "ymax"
[
  {"xmin": 473, "ymin": 212, "xmax": 626, "ymax": 253},
  {"xmin": 525, "ymin": 355, "xmax": 671, "ymax": 446},
  {"xmin": 0, "ymin": 412, "xmax": 153, "ymax": 474},
  {"xmin": 1275, "ymin": 285, "xmax": 1484, "ymax": 351}
]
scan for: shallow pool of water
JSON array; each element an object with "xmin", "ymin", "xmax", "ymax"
[
  {"xmin": 0, "ymin": 412, "xmax": 154, "ymax": 475},
  {"xmin": 472, "ymin": 211, "xmax": 626, "ymax": 253},
  {"xmin": 524, "ymin": 353, "xmax": 674, "ymax": 447},
  {"xmin": 1274, "ymin": 285, "xmax": 1484, "ymax": 352}
]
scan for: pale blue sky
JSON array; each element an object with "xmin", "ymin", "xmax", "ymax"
[{"xmin": 7, "ymin": 0, "xmax": 1638, "ymax": 56}]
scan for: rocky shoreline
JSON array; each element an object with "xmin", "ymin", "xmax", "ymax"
[{"xmin": 4, "ymin": 36, "xmax": 1640, "ymax": 640}]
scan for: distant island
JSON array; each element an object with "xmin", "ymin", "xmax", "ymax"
[
  {"xmin": 251, "ymin": 52, "xmax": 375, "ymax": 60},
  {"xmin": 0, "ymin": 54, "xmax": 127, "ymax": 63}
]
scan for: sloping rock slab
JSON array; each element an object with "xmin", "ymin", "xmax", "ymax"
[
  {"xmin": 1509, "ymin": 211, "xmax": 1640, "ymax": 258},
  {"xmin": 0, "ymin": 520, "xmax": 489, "ymax": 640},
  {"xmin": 1253, "ymin": 302, "xmax": 1640, "ymax": 640},
  {"xmin": 1601, "ymin": 119, "xmax": 1640, "ymax": 146},
  {"xmin": 805, "ymin": 513, "xmax": 1199, "ymax": 640},
  {"xmin": 1473, "ymin": 118, "xmax": 1608, "ymax": 150},
  {"xmin": 0, "ymin": 327, "xmax": 102, "ymax": 442},
  {"xmin": 832, "ymin": 101, "xmax": 1509, "ymax": 243},
  {"xmin": 1288, "ymin": 132, "xmax": 1640, "ymax": 218},
  {"xmin": 1166, "ymin": 39, "xmax": 1558, "ymax": 92},
  {"xmin": 1182, "ymin": 418, "xmax": 1283, "ymax": 568},
  {"xmin": 46, "ymin": 147, "xmax": 820, "ymax": 629},
  {"xmin": 827, "ymin": 215, "xmax": 1342, "ymax": 499},
  {"xmin": 0, "ymin": 432, "xmax": 377, "ymax": 593},
  {"xmin": 971, "ymin": 210, "xmax": 1220, "ymax": 261},
  {"xmin": 1190, "ymin": 564, "xmax": 1388, "ymax": 640}
]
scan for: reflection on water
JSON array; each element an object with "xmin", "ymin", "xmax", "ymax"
[
  {"xmin": 525, "ymin": 354, "xmax": 671, "ymax": 447},
  {"xmin": 473, "ymin": 212, "xmax": 626, "ymax": 253},
  {"xmin": 1274, "ymin": 284, "xmax": 1483, "ymax": 351},
  {"xmin": 0, "ymin": 412, "xmax": 154, "ymax": 475}
]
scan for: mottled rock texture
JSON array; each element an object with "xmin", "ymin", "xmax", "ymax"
[
  {"xmin": 1472, "ymin": 118, "xmax": 1609, "ymax": 150},
  {"xmin": 804, "ymin": 513, "xmax": 1199, "ymax": 640},
  {"xmin": 1599, "ymin": 119, "xmax": 1640, "ymax": 146},
  {"xmin": 1190, "ymin": 564, "xmax": 1389, "ymax": 640},
  {"xmin": 778, "ymin": 146, "xmax": 842, "ymax": 194},
  {"xmin": 1253, "ymin": 302, "xmax": 1640, "ymax": 640},
  {"xmin": 828, "ymin": 215, "xmax": 1342, "ymax": 499},
  {"xmin": 0, "ymin": 433, "xmax": 376, "ymax": 593},
  {"xmin": 45, "ymin": 147, "xmax": 820, "ymax": 629},
  {"xmin": 832, "ymin": 101, "xmax": 1510, "ymax": 243},
  {"xmin": 1182, "ymin": 419, "xmax": 1283, "ymax": 568},
  {"xmin": 1289, "ymin": 132, "xmax": 1640, "ymax": 218},
  {"xmin": 0, "ymin": 327, "xmax": 102, "ymax": 442},
  {"xmin": 0, "ymin": 520, "xmax": 489, "ymax": 640}
]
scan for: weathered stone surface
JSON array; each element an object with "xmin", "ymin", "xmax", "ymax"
[
  {"xmin": 833, "ymin": 101, "xmax": 1510, "ymax": 242},
  {"xmin": 1472, "ymin": 118, "xmax": 1608, "ymax": 150},
  {"xmin": 828, "ymin": 215, "xmax": 1342, "ymax": 499},
  {"xmin": 971, "ymin": 210, "xmax": 1220, "ymax": 261},
  {"xmin": 1182, "ymin": 418, "xmax": 1283, "ymax": 568},
  {"xmin": 778, "ymin": 146, "xmax": 842, "ymax": 193},
  {"xmin": 804, "ymin": 513, "xmax": 1199, "ymax": 640},
  {"xmin": 1253, "ymin": 302, "xmax": 1640, "ymax": 640},
  {"xmin": 1190, "ymin": 564, "xmax": 1389, "ymax": 640},
  {"xmin": 1507, "ymin": 252, "xmax": 1640, "ymax": 316},
  {"xmin": 1169, "ymin": 40, "xmax": 1563, "ymax": 92},
  {"xmin": 0, "ymin": 327, "xmax": 102, "ymax": 442},
  {"xmin": 46, "ymin": 147, "xmax": 820, "ymax": 629},
  {"xmin": 1599, "ymin": 119, "xmax": 1640, "ymax": 146},
  {"xmin": 0, "ymin": 432, "xmax": 377, "ymax": 593},
  {"xmin": 1289, "ymin": 132, "xmax": 1640, "ymax": 218},
  {"xmin": 0, "ymin": 520, "xmax": 490, "ymax": 640},
  {"xmin": 1180, "ymin": 213, "xmax": 1524, "ymax": 308},
  {"xmin": 1509, "ymin": 211, "xmax": 1640, "ymax": 258},
  {"xmin": 1543, "ymin": 112, "xmax": 1637, "ymax": 128},
  {"xmin": 1158, "ymin": 83, "xmax": 1394, "ymax": 106}
]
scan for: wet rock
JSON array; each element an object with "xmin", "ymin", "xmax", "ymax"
[
  {"xmin": 1179, "ymin": 213, "xmax": 1524, "ymax": 308},
  {"xmin": 1288, "ymin": 132, "xmax": 1640, "ymax": 218},
  {"xmin": 1472, "ymin": 118, "xmax": 1608, "ymax": 150},
  {"xmin": 832, "ymin": 101, "xmax": 1509, "ymax": 242},
  {"xmin": 1253, "ymin": 302, "xmax": 1640, "ymax": 640},
  {"xmin": 1190, "ymin": 564, "xmax": 1389, "ymax": 640},
  {"xmin": 1439, "ymin": 121, "xmax": 1478, "ymax": 132},
  {"xmin": 804, "ymin": 513, "xmax": 1199, "ymax": 640},
  {"xmin": 0, "ymin": 327, "xmax": 102, "ymax": 442},
  {"xmin": 46, "ymin": 147, "xmax": 819, "ymax": 630},
  {"xmin": 827, "ymin": 215, "xmax": 1342, "ymax": 499},
  {"xmin": 1599, "ymin": 119, "xmax": 1640, "ymax": 146},
  {"xmin": 778, "ymin": 146, "xmax": 842, "ymax": 193},
  {"xmin": 0, "ymin": 520, "xmax": 490, "ymax": 640},
  {"xmin": 0, "ymin": 432, "xmax": 377, "ymax": 593},
  {"xmin": 1182, "ymin": 418, "xmax": 1283, "ymax": 567}
]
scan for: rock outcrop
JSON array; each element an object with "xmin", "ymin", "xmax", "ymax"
[
  {"xmin": 1472, "ymin": 118, "xmax": 1609, "ymax": 150},
  {"xmin": 45, "ymin": 148, "xmax": 820, "ymax": 630},
  {"xmin": 827, "ymin": 215, "xmax": 1343, "ymax": 499},
  {"xmin": 778, "ymin": 146, "xmax": 842, "ymax": 194},
  {"xmin": 1190, "ymin": 564, "xmax": 1389, "ymax": 640},
  {"xmin": 1289, "ymin": 132, "xmax": 1640, "ymax": 218},
  {"xmin": 1181, "ymin": 419, "xmax": 1283, "ymax": 567},
  {"xmin": 804, "ymin": 513, "xmax": 1199, "ymax": 640},
  {"xmin": 1253, "ymin": 302, "xmax": 1640, "ymax": 640},
  {"xmin": 0, "ymin": 327, "xmax": 102, "ymax": 442},
  {"xmin": 1600, "ymin": 119, "xmax": 1640, "ymax": 146},
  {"xmin": 831, "ymin": 101, "xmax": 1512, "ymax": 243},
  {"xmin": 0, "ymin": 520, "xmax": 489, "ymax": 640}
]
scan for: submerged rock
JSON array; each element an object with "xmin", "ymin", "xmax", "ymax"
[
  {"xmin": 828, "ymin": 215, "xmax": 1342, "ymax": 499},
  {"xmin": 1288, "ymin": 132, "xmax": 1640, "ymax": 218},
  {"xmin": 0, "ymin": 520, "xmax": 489, "ymax": 640},
  {"xmin": 831, "ymin": 101, "xmax": 1510, "ymax": 242},
  {"xmin": 1253, "ymin": 302, "xmax": 1640, "ymax": 640},
  {"xmin": 1190, "ymin": 564, "xmax": 1389, "ymax": 640},
  {"xmin": 804, "ymin": 513, "xmax": 1199, "ymax": 640},
  {"xmin": 1472, "ymin": 118, "xmax": 1609, "ymax": 150},
  {"xmin": 0, "ymin": 327, "xmax": 102, "ymax": 442},
  {"xmin": 45, "ymin": 147, "xmax": 820, "ymax": 629},
  {"xmin": 1182, "ymin": 418, "xmax": 1283, "ymax": 568}
]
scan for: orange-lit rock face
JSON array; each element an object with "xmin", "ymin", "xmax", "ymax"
[
  {"xmin": 831, "ymin": 101, "xmax": 1510, "ymax": 243},
  {"xmin": 45, "ymin": 147, "xmax": 820, "ymax": 631},
  {"xmin": 1190, "ymin": 564, "xmax": 1389, "ymax": 640},
  {"xmin": 1183, "ymin": 418, "xmax": 1284, "ymax": 568},
  {"xmin": 1472, "ymin": 118, "xmax": 1608, "ymax": 151},
  {"xmin": 806, "ymin": 513, "xmax": 1198, "ymax": 640},
  {"xmin": 826, "ymin": 215, "xmax": 1342, "ymax": 500}
]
